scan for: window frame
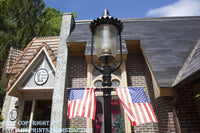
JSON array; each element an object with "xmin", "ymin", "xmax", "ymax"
[{"xmin": 86, "ymin": 61, "xmax": 131, "ymax": 133}]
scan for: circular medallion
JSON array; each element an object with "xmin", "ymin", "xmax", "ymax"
[
  {"xmin": 34, "ymin": 69, "xmax": 49, "ymax": 85},
  {"xmin": 9, "ymin": 109, "xmax": 18, "ymax": 121}
]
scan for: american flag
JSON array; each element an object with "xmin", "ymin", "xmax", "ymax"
[
  {"xmin": 67, "ymin": 87, "xmax": 96, "ymax": 120},
  {"xmin": 115, "ymin": 87, "xmax": 158, "ymax": 126}
]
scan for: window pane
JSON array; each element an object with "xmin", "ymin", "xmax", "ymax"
[
  {"xmin": 32, "ymin": 100, "xmax": 52, "ymax": 129},
  {"xmin": 111, "ymin": 97, "xmax": 125, "ymax": 133},
  {"xmin": 94, "ymin": 80, "xmax": 103, "ymax": 88},
  {"xmin": 93, "ymin": 96, "xmax": 125, "ymax": 133},
  {"xmin": 112, "ymin": 79, "xmax": 120, "ymax": 87},
  {"xmin": 21, "ymin": 101, "xmax": 32, "ymax": 128}
]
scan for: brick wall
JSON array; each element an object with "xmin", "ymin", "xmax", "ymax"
[
  {"xmin": 126, "ymin": 54, "xmax": 175, "ymax": 133},
  {"xmin": 66, "ymin": 55, "xmax": 87, "ymax": 128},
  {"xmin": 68, "ymin": 55, "xmax": 87, "ymax": 88},
  {"xmin": 67, "ymin": 54, "xmax": 192, "ymax": 133},
  {"xmin": 175, "ymin": 85, "xmax": 200, "ymax": 133}
]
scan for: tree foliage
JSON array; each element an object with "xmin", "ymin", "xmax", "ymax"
[
  {"xmin": 0, "ymin": 0, "xmax": 77, "ymax": 108},
  {"xmin": 0, "ymin": 0, "xmax": 74, "ymax": 78},
  {"xmin": 0, "ymin": 108, "xmax": 3, "ymax": 123},
  {"xmin": 0, "ymin": 0, "xmax": 45, "ymax": 79},
  {"xmin": 39, "ymin": 6, "xmax": 63, "ymax": 36},
  {"xmin": 1, "ymin": 0, "xmax": 45, "ymax": 49}
]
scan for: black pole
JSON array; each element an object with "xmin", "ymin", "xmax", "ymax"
[
  {"xmin": 103, "ymin": 88, "xmax": 112, "ymax": 133},
  {"xmin": 102, "ymin": 57, "xmax": 112, "ymax": 133}
]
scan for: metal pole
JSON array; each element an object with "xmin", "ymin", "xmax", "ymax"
[
  {"xmin": 102, "ymin": 57, "xmax": 112, "ymax": 133},
  {"xmin": 103, "ymin": 88, "xmax": 112, "ymax": 133}
]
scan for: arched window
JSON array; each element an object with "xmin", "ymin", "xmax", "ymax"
[
  {"xmin": 92, "ymin": 66, "xmax": 125, "ymax": 132},
  {"xmin": 86, "ymin": 61, "xmax": 131, "ymax": 133}
]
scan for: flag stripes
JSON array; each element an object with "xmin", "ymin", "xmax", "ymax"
[
  {"xmin": 115, "ymin": 87, "xmax": 158, "ymax": 126},
  {"xmin": 67, "ymin": 87, "xmax": 96, "ymax": 120},
  {"xmin": 67, "ymin": 87, "xmax": 157, "ymax": 126}
]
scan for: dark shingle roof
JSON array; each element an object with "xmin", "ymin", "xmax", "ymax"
[
  {"xmin": 67, "ymin": 16, "xmax": 200, "ymax": 87},
  {"xmin": 179, "ymin": 40, "xmax": 200, "ymax": 83}
]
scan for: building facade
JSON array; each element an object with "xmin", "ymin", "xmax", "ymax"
[{"xmin": 1, "ymin": 13, "xmax": 200, "ymax": 133}]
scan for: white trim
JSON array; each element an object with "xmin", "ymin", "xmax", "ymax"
[
  {"xmin": 8, "ymin": 46, "xmax": 56, "ymax": 96},
  {"xmin": 42, "ymin": 47, "xmax": 56, "ymax": 71},
  {"xmin": 18, "ymin": 87, "xmax": 54, "ymax": 90}
]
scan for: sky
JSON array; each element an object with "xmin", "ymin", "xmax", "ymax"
[{"xmin": 44, "ymin": 0, "xmax": 200, "ymax": 20}]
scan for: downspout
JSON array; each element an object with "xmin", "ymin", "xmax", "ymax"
[{"xmin": 171, "ymin": 88, "xmax": 181, "ymax": 133}]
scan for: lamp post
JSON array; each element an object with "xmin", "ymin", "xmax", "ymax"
[{"xmin": 90, "ymin": 9, "xmax": 123, "ymax": 133}]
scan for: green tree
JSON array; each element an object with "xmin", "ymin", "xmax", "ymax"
[
  {"xmin": 39, "ymin": 6, "xmax": 63, "ymax": 36},
  {"xmin": 6, "ymin": 0, "xmax": 45, "ymax": 49},
  {"xmin": 0, "ymin": 108, "xmax": 3, "ymax": 128},
  {"xmin": 39, "ymin": 7, "xmax": 77, "ymax": 36},
  {"xmin": 0, "ymin": 108, "xmax": 3, "ymax": 122},
  {"xmin": 0, "ymin": 83, "xmax": 5, "ymax": 108},
  {"xmin": 0, "ymin": 0, "xmax": 45, "ymax": 80},
  {"xmin": 0, "ymin": 0, "xmax": 77, "ymax": 110}
]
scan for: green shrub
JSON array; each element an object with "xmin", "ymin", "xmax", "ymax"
[
  {"xmin": 0, "ymin": 108, "xmax": 3, "ymax": 122},
  {"xmin": 0, "ymin": 108, "xmax": 3, "ymax": 128}
]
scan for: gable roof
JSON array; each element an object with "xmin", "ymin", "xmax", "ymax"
[
  {"xmin": 7, "ymin": 36, "xmax": 59, "ymax": 74},
  {"xmin": 6, "ymin": 36, "xmax": 59, "ymax": 92},
  {"xmin": 67, "ymin": 16, "xmax": 200, "ymax": 88}
]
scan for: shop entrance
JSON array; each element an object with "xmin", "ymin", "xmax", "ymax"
[
  {"xmin": 32, "ymin": 100, "xmax": 52, "ymax": 129},
  {"xmin": 20, "ymin": 100, "xmax": 52, "ymax": 133}
]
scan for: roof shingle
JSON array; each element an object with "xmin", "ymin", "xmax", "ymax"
[
  {"xmin": 67, "ymin": 16, "xmax": 200, "ymax": 87},
  {"xmin": 7, "ymin": 36, "xmax": 59, "ymax": 74},
  {"xmin": 6, "ymin": 36, "xmax": 59, "ymax": 91}
]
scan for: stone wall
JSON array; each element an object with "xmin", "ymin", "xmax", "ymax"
[{"xmin": 1, "ymin": 94, "xmax": 18, "ymax": 133}]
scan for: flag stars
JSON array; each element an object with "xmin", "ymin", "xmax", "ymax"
[
  {"xmin": 129, "ymin": 87, "xmax": 149, "ymax": 103},
  {"xmin": 68, "ymin": 88, "xmax": 85, "ymax": 101}
]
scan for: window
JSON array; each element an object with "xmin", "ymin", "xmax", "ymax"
[
  {"xmin": 32, "ymin": 100, "xmax": 52, "ymax": 129},
  {"xmin": 21, "ymin": 101, "xmax": 32, "ymax": 128},
  {"xmin": 93, "ymin": 96, "xmax": 125, "ymax": 133},
  {"xmin": 19, "ymin": 100, "xmax": 52, "ymax": 132},
  {"xmin": 86, "ymin": 62, "xmax": 131, "ymax": 133}
]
